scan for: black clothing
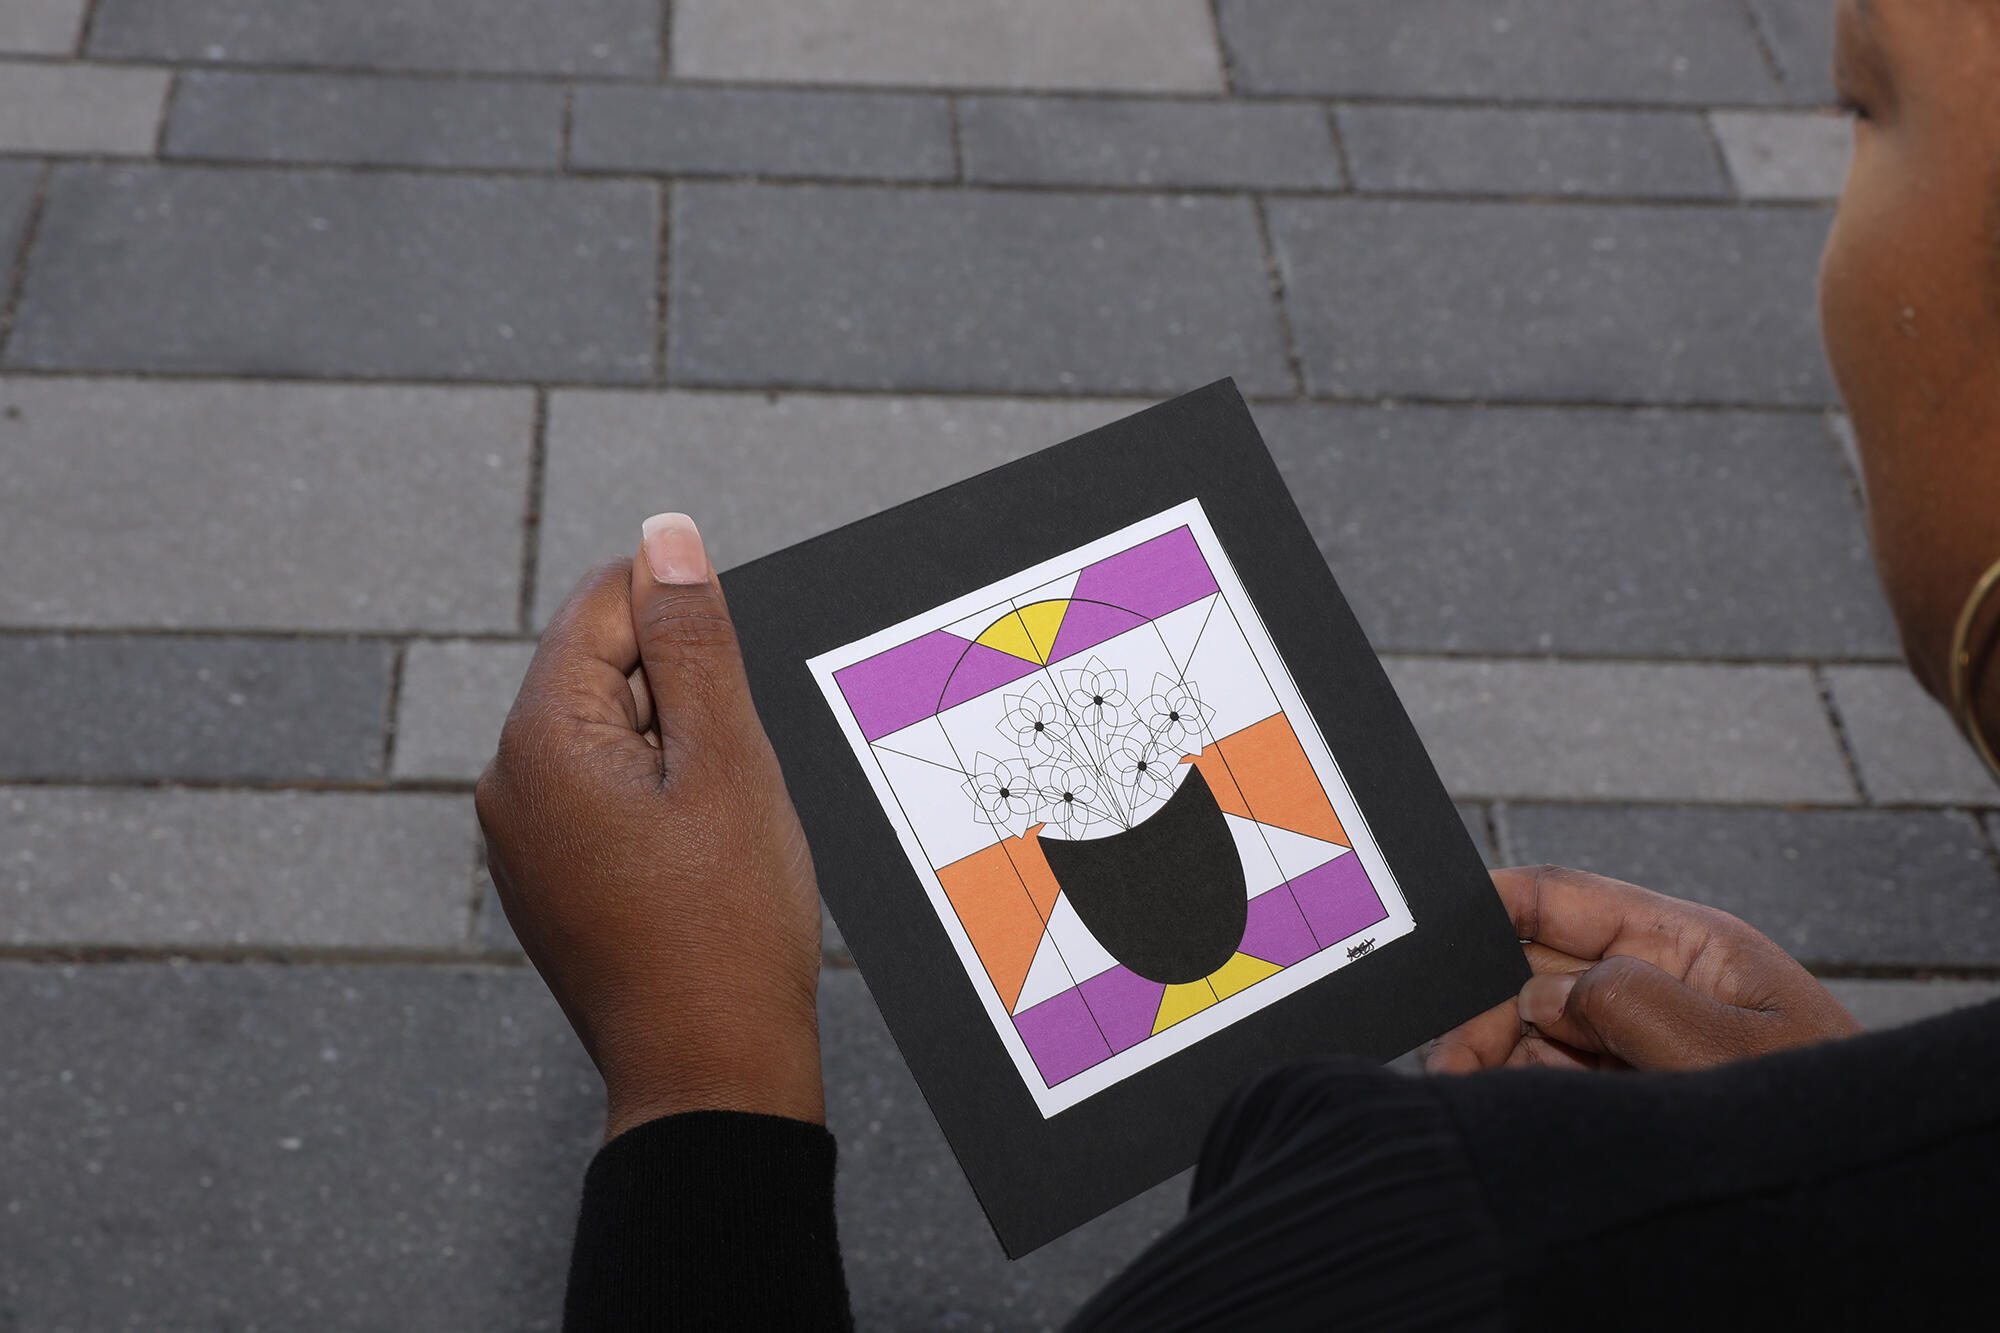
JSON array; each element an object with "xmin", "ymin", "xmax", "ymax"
[{"xmin": 565, "ymin": 1000, "xmax": 2000, "ymax": 1331}]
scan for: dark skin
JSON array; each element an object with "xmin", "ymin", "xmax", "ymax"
[{"xmin": 479, "ymin": 0, "xmax": 2000, "ymax": 1127}]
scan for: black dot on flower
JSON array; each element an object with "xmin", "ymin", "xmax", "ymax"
[
  {"xmin": 1063, "ymin": 792, "xmax": 1074, "ymax": 803},
  {"xmin": 997, "ymin": 787, "xmax": 1010, "ymax": 799},
  {"xmin": 1033, "ymin": 721, "xmax": 1044, "ymax": 732},
  {"xmin": 1093, "ymin": 695, "xmax": 1105, "ymax": 705},
  {"xmin": 1169, "ymin": 711, "xmax": 1180, "ymax": 722},
  {"xmin": 1135, "ymin": 760, "xmax": 1148, "ymax": 772}
]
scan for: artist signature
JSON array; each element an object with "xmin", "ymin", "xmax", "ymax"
[{"xmin": 1345, "ymin": 938, "xmax": 1376, "ymax": 960}]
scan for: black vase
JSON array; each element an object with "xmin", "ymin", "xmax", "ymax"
[{"xmin": 1037, "ymin": 767, "xmax": 1247, "ymax": 985}]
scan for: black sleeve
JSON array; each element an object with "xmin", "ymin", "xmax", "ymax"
[
  {"xmin": 563, "ymin": 1110, "xmax": 853, "ymax": 1333},
  {"xmin": 1069, "ymin": 999, "xmax": 2000, "ymax": 1331}
]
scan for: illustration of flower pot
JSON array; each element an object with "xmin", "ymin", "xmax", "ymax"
[{"xmin": 1036, "ymin": 766, "xmax": 1247, "ymax": 985}]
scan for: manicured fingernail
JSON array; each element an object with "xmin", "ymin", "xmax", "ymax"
[
  {"xmin": 1520, "ymin": 974, "xmax": 1575, "ymax": 1027},
  {"xmin": 641, "ymin": 512, "xmax": 707, "ymax": 585}
]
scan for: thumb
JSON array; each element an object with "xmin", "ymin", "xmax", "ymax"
[
  {"xmin": 1519, "ymin": 954, "xmax": 1763, "ymax": 1071},
  {"xmin": 629, "ymin": 512, "xmax": 760, "ymax": 761}
]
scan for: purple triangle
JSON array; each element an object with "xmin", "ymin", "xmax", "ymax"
[
  {"xmin": 937, "ymin": 641, "xmax": 1042, "ymax": 712},
  {"xmin": 1048, "ymin": 599, "xmax": 1148, "ymax": 664},
  {"xmin": 835, "ymin": 630, "xmax": 975, "ymax": 742},
  {"xmin": 1239, "ymin": 888, "xmax": 1319, "ymax": 967},
  {"xmin": 1079, "ymin": 965, "xmax": 1168, "ymax": 1054},
  {"xmin": 1071, "ymin": 526, "xmax": 1219, "ymax": 622}
]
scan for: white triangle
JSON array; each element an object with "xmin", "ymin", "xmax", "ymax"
[
  {"xmin": 1044, "ymin": 893, "xmax": 1118, "ymax": 982},
  {"xmin": 1013, "ymin": 929, "xmax": 1075, "ymax": 1013},
  {"xmin": 1016, "ymin": 570, "xmax": 1081, "ymax": 605},
  {"xmin": 869, "ymin": 714, "xmax": 967, "ymax": 776},
  {"xmin": 945, "ymin": 600, "xmax": 1016, "ymax": 644},
  {"xmin": 1150, "ymin": 594, "xmax": 1219, "ymax": 677},
  {"xmin": 1260, "ymin": 821, "xmax": 1352, "ymax": 882},
  {"xmin": 1224, "ymin": 813, "xmax": 1290, "ymax": 898}
]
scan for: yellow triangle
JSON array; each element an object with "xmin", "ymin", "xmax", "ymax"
[
  {"xmin": 1016, "ymin": 600, "xmax": 1068, "ymax": 663},
  {"xmin": 1208, "ymin": 951, "xmax": 1283, "ymax": 1002},
  {"xmin": 1152, "ymin": 979, "xmax": 1219, "ymax": 1035},
  {"xmin": 975, "ymin": 611, "xmax": 1042, "ymax": 663}
]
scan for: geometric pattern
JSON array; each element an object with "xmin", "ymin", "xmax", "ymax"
[{"xmin": 830, "ymin": 522, "xmax": 1392, "ymax": 1095}]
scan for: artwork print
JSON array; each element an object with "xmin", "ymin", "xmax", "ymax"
[{"xmin": 809, "ymin": 501, "xmax": 1415, "ymax": 1116}]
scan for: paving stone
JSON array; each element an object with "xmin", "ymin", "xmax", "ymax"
[
  {"xmin": 959, "ymin": 96, "xmax": 1342, "ymax": 189},
  {"xmin": 392, "ymin": 640, "xmax": 537, "ymax": 782},
  {"xmin": 0, "ymin": 378, "xmax": 532, "ymax": 631},
  {"xmin": 1385, "ymin": 658, "xmax": 1857, "ymax": 803},
  {"xmin": 0, "ymin": 962, "xmax": 597, "ymax": 1330},
  {"xmin": 165, "ymin": 71, "xmax": 564, "ymax": 169},
  {"xmin": 0, "ymin": 962, "xmax": 1188, "ymax": 1328},
  {"xmin": 1827, "ymin": 666, "xmax": 2000, "ymax": 807},
  {"xmin": 0, "ymin": 160, "xmax": 36, "ymax": 268},
  {"xmin": 1711, "ymin": 109, "xmax": 1853, "ymax": 200},
  {"xmin": 0, "ymin": 59, "xmax": 169, "ymax": 155},
  {"xmin": 570, "ymin": 85, "xmax": 953, "ymax": 181},
  {"xmin": 1335, "ymin": 105, "xmax": 1727, "ymax": 199},
  {"xmin": 88, "ymin": 0, "xmax": 659, "ymax": 76},
  {"xmin": 1824, "ymin": 979, "xmax": 2000, "ymax": 1032},
  {"xmin": 8, "ymin": 166, "xmax": 656, "ymax": 382},
  {"xmin": 1501, "ymin": 804, "xmax": 2000, "ymax": 967},
  {"xmin": 1216, "ymin": 0, "xmax": 1781, "ymax": 102},
  {"xmin": 1746, "ymin": 0, "xmax": 1840, "ymax": 105},
  {"xmin": 536, "ymin": 391, "xmax": 1138, "ymax": 619},
  {"xmin": 0, "ymin": 635, "xmax": 393, "ymax": 782},
  {"xmin": 0, "ymin": 0, "xmax": 84, "ymax": 53},
  {"xmin": 1256, "ymin": 402, "xmax": 1898, "ymax": 658},
  {"xmin": 1267, "ymin": 198, "xmax": 1834, "ymax": 404},
  {"xmin": 672, "ymin": 0, "xmax": 1223, "ymax": 92},
  {"xmin": 0, "ymin": 789, "xmax": 476, "ymax": 947},
  {"xmin": 671, "ymin": 184, "xmax": 1290, "ymax": 394}
]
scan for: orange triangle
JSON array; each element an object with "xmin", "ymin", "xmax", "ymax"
[
  {"xmin": 1183, "ymin": 748, "xmax": 1252, "ymax": 820},
  {"xmin": 936, "ymin": 842, "xmax": 1046, "ymax": 1011},
  {"xmin": 1004, "ymin": 827, "xmax": 1062, "ymax": 922},
  {"xmin": 1214, "ymin": 714, "xmax": 1349, "ymax": 846}
]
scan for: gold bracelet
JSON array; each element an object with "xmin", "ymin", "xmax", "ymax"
[{"xmin": 1948, "ymin": 553, "xmax": 2000, "ymax": 786}]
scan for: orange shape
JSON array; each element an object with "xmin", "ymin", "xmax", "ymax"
[
  {"xmin": 936, "ymin": 842, "xmax": 1047, "ymax": 1011},
  {"xmin": 1182, "ymin": 749, "xmax": 1252, "ymax": 820},
  {"xmin": 1215, "ymin": 714, "xmax": 1349, "ymax": 846},
  {"xmin": 1005, "ymin": 827, "xmax": 1062, "ymax": 922}
]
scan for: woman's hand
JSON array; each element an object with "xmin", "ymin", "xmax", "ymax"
[
  {"xmin": 476, "ymin": 514, "xmax": 825, "ymax": 1140},
  {"xmin": 1427, "ymin": 864, "xmax": 1862, "ymax": 1074}
]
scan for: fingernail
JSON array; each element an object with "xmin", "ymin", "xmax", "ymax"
[
  {"xmin": 1520, "ymin": 974, "xmax": 1575, "ymax": 1027},
  {"xmin": 641, "ymin": 513, "xmax": 707, "ymax": 585}
]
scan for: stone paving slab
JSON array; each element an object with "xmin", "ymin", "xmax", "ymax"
[
  {"xmin": 570, "ymin": 85, "xmax": 954, "ymax": 181},
  {"xmin": 959, "ymin": 96, "xmax": 1343, "ymax": 190},
  {"xmin": 1710, "ymin": 110, "xmax": 1853, "ymax": 200},
  {"xmin": 1256, "ymin": 402, "xmax": 1896, "ymax": 659},
  {"xmin": 1267, "ymin": 198, "xmax": 1835, "ymax": 404},
  {"xmin": 393, "ymin": 640, "xmax": 538, "ymax": 783},
  {"xmin": 1500, "ymin": 803, "xmax": 2000, "ymax": 968},
  {"xmin": 1335, "ymin": 105, "xmax": 1728, "ymax": 199},
  {"xmin": 1747, "ymin": 0, "xmax": 1841, "ymax": 105},
  {"xmin": 536, "ymin": 391, "xmax": 1137, "ymax": 619},
  {"xmin": 1827, "ymin": 666, "xmax": 2000, "ymax": 807},
  {"xmin": 0, "ymin": 0, "xmax": 84, "ymax": 54},
  {"xmin": 1216, "ymin": 0, "xmax": 1781, "ymax": 103},
  {"xmin": 671, "ymin": 184, "xmax": 1291, "ymax": 395},
  {"xmin": 0, "ymin": 635, "xmax": 393, "ymax": 782},
  {"xmin": 88, "ymin": 0, "xmax": 660, "ymax": 76},
  {"xmin": 0, "ymin": 962, "xmax": 1187, "ymax": 1330},
  {"xmin": 0, "ymin": 59, "xmax": 169, "ymax": 155},
  {"xmin": 0, "ymin": 378, "xmax": 532, "ymax": 632},
  {"xmin": 1386, "ymin": 658, "xmax": 1857, "ymax": 804},
  {"xmin": 672, "ymin": 0, "xmax": 1224, "ymax": 93},
  {"xmin": 0, "ymin": 789, "xmax": 476, "ymax": 948},
  {"xmin": 165, "ymin": 71, "xmax": 566, "ymax": 170},
  {"xmin": 7, "ymin": 166, "xmax": 656, "ymax": 382},
  {"xmin": 1825, "ymin": 979, "xmax": 2000, "ymax": 1031},
  {"xmin": 0, "ymin": 159, "xmax": 37, "ymax": 267}
]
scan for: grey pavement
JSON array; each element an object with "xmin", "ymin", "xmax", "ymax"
[{"xmin": 2, "ymin": 1, "xmax": 1995, "ymax": 1325}]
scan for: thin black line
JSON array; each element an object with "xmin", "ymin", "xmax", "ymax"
[
  {"xmin": 519, "ymin": 387, "xmax": 549, "ymax": 633},
  {"xmin": 1205, "ymin": 0, "xmax": 1236, "ymax": 95},
  {"xmin": 946, "ymin": 94, "xmax": 965, "ymax": 183},
  {"xmin": 868, "ymin": 736, "xmax": 968, "ymax": 777},
  {"xmin": 1735, "ymin": 0, "xmax": 1793, "ymax": 99},
  {"xmin": 658, "ymin": 0, "xmax": 674, "ymax": 79},
  {"xmin": 1814, "ymin": 664, "xmax": 1872, "ymax": 804},
  {"xmin": 559, "ymin": 85, "xmax": 575, "ymax": 169},
  {"xmin": 154, "ymin": 69, "xmax": 181, "ymax": 157},
  {"xmin": 379, "ymin": 640, "xmax": 407, "ymax": 778},
  {"xmin": 74, "ymin": 0, "xmax": 103, "ymax": 56},
  {"xmin": 0, "ymin": 161, "xmax": 53, "ymax": 360},
  {"xmin": 1322, "ymin": 102, "xmax": 1356, "ymax": 191},
  {"xmin": 1249, "ymin": 194, "xmax": 1305, "ymax": 396},
  {"xmin": 653, "ymin": 182, "xmax": 671, "ymax": 383}
]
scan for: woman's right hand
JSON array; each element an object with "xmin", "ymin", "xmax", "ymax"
[{"xmin": 1427, "ymin": 865, "xmax": 1863, "ymax": 1073}]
